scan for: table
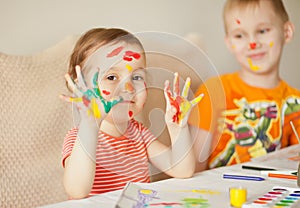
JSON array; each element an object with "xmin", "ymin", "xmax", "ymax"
[{"xmin": 40, "ymin": 144, "xmax": 300, "ymax": 208}]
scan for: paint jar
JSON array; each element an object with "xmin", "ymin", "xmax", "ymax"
[{"xmin": 229, "ymin": 187, "xmax": 247, "ymax": 207}]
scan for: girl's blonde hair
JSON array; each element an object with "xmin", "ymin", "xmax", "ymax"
[
  {"xmin": 223, "ymin": 0, "xmax": 289, "ymax": 33},
  {"xmin": 68, "ymin": 28, "xmax": 144, "ymax": 81}
]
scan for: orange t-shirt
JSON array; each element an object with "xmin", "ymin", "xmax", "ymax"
[{"xmin": 189, "ymin": 72, "xmax": 300, "ymax": 168}]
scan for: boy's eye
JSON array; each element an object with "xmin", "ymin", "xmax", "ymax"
[
  {"xmin": 234, "ymin": 34, "xmax": 243, "ymax": 39},
  {"xmin": 258, "ymin": 28, "xmax": 270, "ymax": 34}
]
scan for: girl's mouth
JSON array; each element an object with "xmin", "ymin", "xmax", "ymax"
[{"xmin": 121, "ymin": 100, "xmax": 135, "ymax": 104}]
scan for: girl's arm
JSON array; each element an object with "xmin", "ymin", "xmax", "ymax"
[
  {"xmin": 63, "ymin": 118, "xmax": 99, "ymax": 199},
  {"xmin": 147, "ymin": 123, "xmax": 196, "ymax": 178},
  {"xmin": 189, "ymin": 125, "xmax": 212, "ymax": 172},
  {"xmin": 61, "ymin": 66, "xmax": 121, "ymax": 199},
  {"xmin": 147, "ymin": 73, "xmax": 204, "ymax": 178}
]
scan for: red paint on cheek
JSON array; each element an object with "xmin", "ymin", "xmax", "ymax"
[
  {"xmin": 102, "ymin": 90, "xmax": 111, "ymax": 95},
  {"xmin": 236, "ymin": 19, "xmax": 241, "ymax": 24},
  {"xmin": 128, "ymin": 111, "xmax": 133, "ymax": 117}
]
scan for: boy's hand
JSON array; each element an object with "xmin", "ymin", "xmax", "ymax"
[
  {"xmin": 164, "ymin": 72, "xmax": 204, "ymax": 127},
  {"xmin": 60, "ymin": 65, "xmax": 122, "ymax": 125}
]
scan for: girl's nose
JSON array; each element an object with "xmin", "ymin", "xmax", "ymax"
[{"xmin": 124, "ymin": 81, "xmax": 135, "ymax": 93}]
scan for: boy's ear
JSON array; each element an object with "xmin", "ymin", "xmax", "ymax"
[
  {"xmin": 284, "ymin": 21, "xmax": 295, "ymax": 44},
  {"xmin": 224, "ymin": 36, "xmax": 234, "ymax": 53}
]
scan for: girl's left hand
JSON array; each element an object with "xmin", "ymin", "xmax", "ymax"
[{"xmin": 164, "ymin": 72, "xmax": 204, "ymax": 127}]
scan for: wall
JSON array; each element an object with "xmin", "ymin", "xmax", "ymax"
[{"xmin": 0, "ymin": 0, "xmax": 299, "ymax": 88}]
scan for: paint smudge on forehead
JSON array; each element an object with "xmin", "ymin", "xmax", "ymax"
[
  {"xmin": 123, "ymin": 51, "xmax": 141, "ymax": 62},
  {"xmin": 236, "ymin": 19, "xmax": 241, "ymax": 24},
  {"xmin": 125, "ymin": 64, "xmax": 133, "ymax": 72},
  {"xmin": 107, "ymin": 46, "xmax": 124, "ymax": 58}
]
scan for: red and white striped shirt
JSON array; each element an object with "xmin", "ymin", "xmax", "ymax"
[{"xmin": 62, "ymin": 119, "xmax": 156, "ymax": 195}]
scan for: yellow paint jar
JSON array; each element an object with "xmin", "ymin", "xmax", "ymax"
[{"xmin": 229, "ymin": 187, "xmax": 247, "ymax": 207}]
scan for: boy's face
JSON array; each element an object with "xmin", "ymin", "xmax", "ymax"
[
  {"xmin": 224, "ymin": 0, "xmax": 292, "ymax": 74},
  {"xmin": 83, "ymin": 42, "xmax": 147, "ymax": 123}
]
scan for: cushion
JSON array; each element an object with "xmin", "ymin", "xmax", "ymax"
[{"xmin": 0, "ymin": 35, "xmax": 78, "ymax": 207}]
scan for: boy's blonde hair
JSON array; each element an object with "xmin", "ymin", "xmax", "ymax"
[{"xmin": 223, "ymin": 0, "xmax": 289, "ymax": 33}]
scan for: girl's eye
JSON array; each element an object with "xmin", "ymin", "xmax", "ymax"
[
  {"xmin": 132, "ymin": 74, "xmax": 144, "ymax": 81},
  {"xmin": 107, "ymin": 75, "xmax": 118, "ymax": 81}
]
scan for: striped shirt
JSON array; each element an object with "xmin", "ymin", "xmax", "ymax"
[{"xmin": 62, "ymin": 119, "xmax": 156, "ymax": 195}]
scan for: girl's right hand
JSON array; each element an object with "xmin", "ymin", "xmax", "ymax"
[{"xmin": 61, "ymin": 65, "xmax": 123, "ymax": 126}]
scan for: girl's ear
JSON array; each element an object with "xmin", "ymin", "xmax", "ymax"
[
  {"xmin": 284, "ymin": 21, "xmax": 295, "ymax": 44},
  {"xmin": 224, "ymin": 35, "xmax": 234, "ymax": 53}
]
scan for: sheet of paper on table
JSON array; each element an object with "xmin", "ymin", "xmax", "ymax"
[{"xmin": 115, "ymin": 181, "xmax": 228, "ymax": 208}]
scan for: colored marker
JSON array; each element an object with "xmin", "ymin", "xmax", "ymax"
[
  {"xmin": 268, "ymin": 173, "xmax": 297, "ymax": 180},
  {"xmin": 223, "ymin": 174, "xmax": 265, "ymax": 181},
  {"xmin": 242, "ymin": 165, "xmax": 276, "ymax": 171}
]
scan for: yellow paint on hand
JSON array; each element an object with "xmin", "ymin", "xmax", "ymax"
[
  {"xmin": 91, "ymin": 98, "xmax": 101, "ymax": 118},
  {"xmin": 191, "ymin": 93, "xmax": 204, "ymax": 105},
  {"xmin": 178, "ymin": 101, "xmax": 192, "ymax": 122},
  {"xmin": 69, "ymin": 97, "xmax": 82, "ymax": 102},
  {"xmin": 182, "ymin": 78, "xmax": 191, "ymax": 98}
]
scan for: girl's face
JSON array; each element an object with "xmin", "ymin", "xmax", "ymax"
[
  {"xmin": 82, "ymin": 42, "xmax": 147, "ymax": 123},
  {"xmin": 224, "ymin": 0, "xmax": 289, "ymax": 74}
]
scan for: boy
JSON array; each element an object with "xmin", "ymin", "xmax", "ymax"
[{"xmin": 189, "ymin": 0, "xmax": 300, "ymax": 170}]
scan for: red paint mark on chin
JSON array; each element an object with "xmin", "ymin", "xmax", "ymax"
[
  {"xmin": 102, "ymin": 90, "xmax": 111, "ymax": 95},
  {"xmin": 107, "ymin": 46, "xmax": 124, "ymax": 57},
  {"xmin": 128, "ymin": 111, "xmax": 133, "ymax": 118}
]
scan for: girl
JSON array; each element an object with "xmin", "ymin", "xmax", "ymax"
[{"xmin": 61, "ymin": 28, "xmax": 202, "ymax": 199}]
